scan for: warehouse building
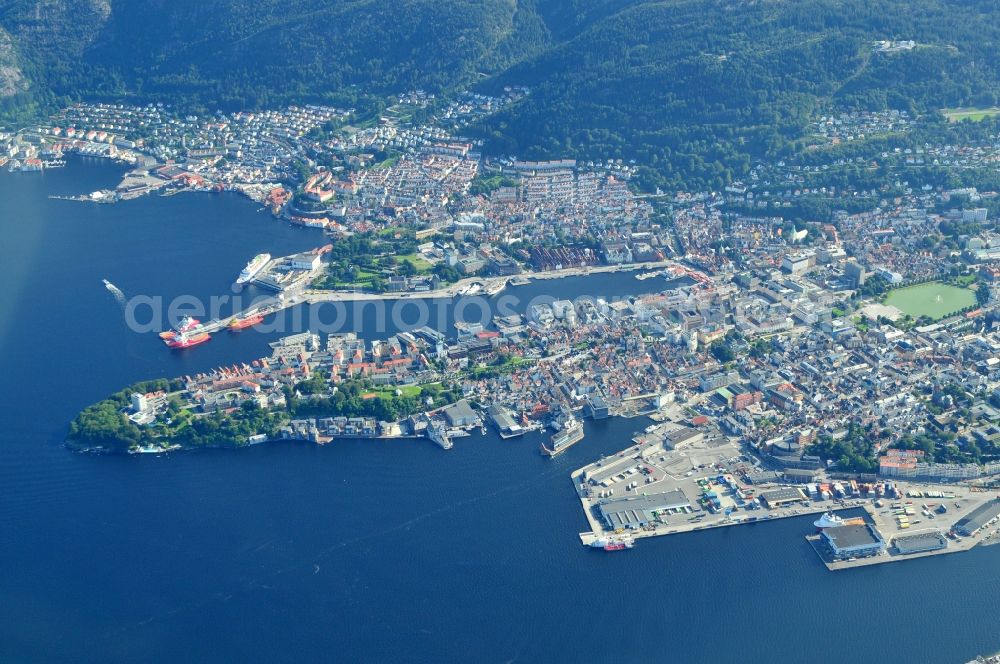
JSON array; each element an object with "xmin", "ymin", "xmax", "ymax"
[
  {"xmin": 953, "ymin": 499, "xmax": 1000, "ymax": 537},
  {"xmin": 598, "ymin": 490, "xmax": 694, "ymax": 530},
  {"xmin": 583, "ymin": 454, "xmax": 644, "ymax": 486},
  {"xmin": 585, "ymin": 395, "xmax": 610, "ymax": 420},
  {"xmin": 783, "ymin": 468, "xmax": 821, "ymax": 483},
  {"xmin": 745, "ymin": 470, "xmax": 782, "ymax": 485},
  {"xmin": 893, "ymin": 531, "xmax": 948, "ymax": 555},
  {"xmin": 443, "ymin": 399, "xmax": 478, "ymax": 427},
  {"xmin": 822, "ymin": 523, "xmax": 885, "ymax": 560},
  {"xmin": 486, "ymin": 404, "xmax": 525, "ymax": 438},
  {"xmin": 664, "ymin": 426, "xmax": 704, "ymax": 450},
  {"xmin": 759, "ymin": 487, "xmax": 807, "ymax": 508}
]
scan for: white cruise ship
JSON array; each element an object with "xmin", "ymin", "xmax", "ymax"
[{"xmin": 236, "ymin": 253, "xmax": 271, "ymax": 284}]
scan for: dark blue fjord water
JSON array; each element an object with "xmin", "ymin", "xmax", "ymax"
[{"xmin": 1, "ymin": 158, "xmax": 998, "ymax": 663}]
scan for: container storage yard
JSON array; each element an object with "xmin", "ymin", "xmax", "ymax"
[{"xmin": 572, "ymin": 411, "xmax": 1000, "ymax": 569}]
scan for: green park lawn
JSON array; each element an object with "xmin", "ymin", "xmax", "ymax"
[
  {"xmin": 367, "ymin": 385, "xmax": 425, "ymax": 400},
  {"xmin": 398, "ymin": 253, "xmax": 432, "ymax": 272}
]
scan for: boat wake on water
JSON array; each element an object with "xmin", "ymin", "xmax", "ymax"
[{"xmin": 102, "ymin": 278, "xmax": 126, "ymax": 305}]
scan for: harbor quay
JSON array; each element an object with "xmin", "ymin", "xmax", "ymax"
[
  {"xmin": 303, "ymin": 260, "xmax": 674, "ymax": 303},
  {"xmin": 147, "ymin": 257, "xmax": 677, "ymax": 341},
  {"xmin": 573, "ymin": 420, "xmax": 841, "ymax": 546},
  {"xmin": 805, "ymin": 496, "xmax": 1000, "ymax": 571},
  {"xmin": 571, "ymin": 414, "xmax": 1000, "ymax": 567}
]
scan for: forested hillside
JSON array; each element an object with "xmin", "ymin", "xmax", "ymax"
[
  {"xmin": 4, "ymin": 0, "xmax": 1000, "ymax": 189},
  {"xmin": 478, "ymin": 0, "xmax": 1000, "ymax": 189},
  {"xmin": 0, "ymin": 0, "xmax": 550, "ymax": 115}
]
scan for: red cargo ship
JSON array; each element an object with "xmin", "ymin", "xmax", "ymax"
[
  {"xmin": 228, "ymin": 313, "xmax": 264, "ymax": 331},
  {"xmin": 588, "ymin": 536, "xmax": 634, "ymax": 552},
  {"xmin": 166, "ymin": 332, "xmax": 211, "ymax": 349},
  {"xmin": 159, "ymin": 316, "xmax": 201, "ymax": 340}
]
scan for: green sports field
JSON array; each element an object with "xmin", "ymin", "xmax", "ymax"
[
  {"xmin": 884, "ymin": 282, "xmax": 976, "ymax": 319},
  {"xmin": 942, "ymin": 107, "xmax": 1000, "ymax": 122}
]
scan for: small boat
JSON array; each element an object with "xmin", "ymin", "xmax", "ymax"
[
  {"xmin": 483, "ymin": 281, "xmax": 505, "ymax": 296},
  {"xmin": 102, "ymin": 279, "xmax": 125, "ymax": 302}
]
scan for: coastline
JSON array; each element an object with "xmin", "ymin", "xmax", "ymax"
[{"xmin": 68, "ymin": 432, "xmax": 434, "ymax": 455}]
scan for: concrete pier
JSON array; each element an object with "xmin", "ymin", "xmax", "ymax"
[{"xmin": 571, "ymin": 422, "xmax": 1000, "ymax": 570}]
